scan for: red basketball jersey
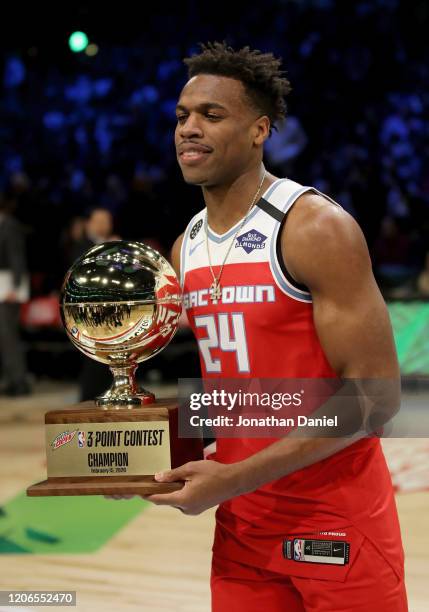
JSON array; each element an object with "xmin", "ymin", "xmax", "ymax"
[{"xmin": 180, "ymin": 178, "xmax": 404, "ymax": 581}]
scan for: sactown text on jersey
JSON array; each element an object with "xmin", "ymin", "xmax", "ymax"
[{"xmin": 183, "ymin": 284, "xmax": 275, "ymax": 308}]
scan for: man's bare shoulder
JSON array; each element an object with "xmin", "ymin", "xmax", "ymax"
[
  {"xmin": 282, "ymin": 191, "xmax": 371, "ymax": 289},
  {"xmin": 286, "ymin": 191, "xmax": 358, "ymax": 236}
]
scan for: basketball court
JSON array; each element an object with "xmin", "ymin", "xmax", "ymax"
[{"xmin": 0, "ymin": 381, "xmax": 427, "ymax": 611}]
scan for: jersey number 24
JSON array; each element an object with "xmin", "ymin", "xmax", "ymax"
[{"xmin": 194, "ymin": 313, "xmax": 250, "ymax": 373}]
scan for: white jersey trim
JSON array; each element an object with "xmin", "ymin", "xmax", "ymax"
[
  {"xmin": 269, "ymin": 185, "xmax": 342, "ymax": 303},
  {"xmin": 180, "ymin": 212, "xmax": 201, "ymax": 289}
]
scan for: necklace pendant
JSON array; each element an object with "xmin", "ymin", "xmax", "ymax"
[{"xmin": 210, "ymin": 279, "xmax": 222, "ymax": 303}]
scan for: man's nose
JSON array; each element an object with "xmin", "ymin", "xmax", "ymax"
[{"xmin": 179, "ymin": 115, "xmax": 203, "ymax": 138}]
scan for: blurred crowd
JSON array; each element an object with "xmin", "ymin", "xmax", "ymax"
[{"xmin": 0, "ymin": 0, "xmax": 428, "ymax": 392}]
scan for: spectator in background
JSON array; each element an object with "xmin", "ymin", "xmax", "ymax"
[
  {"xmin": 69, "ymin": 207, "xmax": 118, "ymax": 263},
  {"xmin": 0, "ymin": 194, "xmax": 31, "ymax": 396}
]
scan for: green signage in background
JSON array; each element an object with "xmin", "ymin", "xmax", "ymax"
[{"xmin": 388, "ymin": 302, "xmax": 429, "ymax": 375}]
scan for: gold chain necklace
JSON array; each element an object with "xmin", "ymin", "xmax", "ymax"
[{"xmin": 206, "ymin": 169, "xmax": 267, "ymax": 303}]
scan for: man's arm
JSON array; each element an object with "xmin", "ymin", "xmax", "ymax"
[
  {"xmin": 144, "ymin": 195, "xmax": 400, "ymax": 514},
  {"xmin": 284, "ymin": 193, "xmax": 399, "ymax": 379},
  {"xmin": 170, "ymin": 233, "xmax": 184, "ymax": 279},
  {"xmin": 224, "ymin": 193, "xmax": 400, "ymax": 494}
]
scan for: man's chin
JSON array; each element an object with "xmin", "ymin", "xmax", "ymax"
[{"xmin": 182, "ymin": 173, "xmax": 208, "ymax": 186}]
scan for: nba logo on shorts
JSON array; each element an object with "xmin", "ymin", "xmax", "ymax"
[
  {"xmin": 77, "ymin": 431, "xmax": 86, "ymax": 447},
  {"xmin": 294, "ymin": 539, "xmax": 304, "ymax": 561}
]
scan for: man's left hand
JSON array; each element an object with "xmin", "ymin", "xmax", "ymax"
[{"xmin": 142, "ymin": 460, "xmax": 242, "ymax": 515}]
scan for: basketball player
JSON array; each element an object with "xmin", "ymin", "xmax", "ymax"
[{"xmin": 142, "ymin": 42, "xmax": 408, "ymax": 611}]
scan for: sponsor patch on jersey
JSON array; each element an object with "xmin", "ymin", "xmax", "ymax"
[
  {"xmin": 190, "ymin": 219, "xmax": 203, "ymax": 239},
  {"xmin": 283, "ymin": 538, "xmax": 350, "ymax": 565},
  {"xmin": 235, "ymin": 229, "xmax": 267, "ymax": 253}
]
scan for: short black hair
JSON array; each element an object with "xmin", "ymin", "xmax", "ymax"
[{"xmin": 183, "ymin": 41, "xmax": 291, "ymax": 136}]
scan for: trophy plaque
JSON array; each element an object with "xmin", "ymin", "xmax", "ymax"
[{"xmin": 27, "ymin": 240, "xmax": 202, "ymax": 497}]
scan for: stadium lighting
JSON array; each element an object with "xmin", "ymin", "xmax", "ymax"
[{"xmin": 68, "ymin": 31, "xmax": 89, "ymax": 53}]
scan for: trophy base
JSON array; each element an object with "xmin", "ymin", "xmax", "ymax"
[
  {"xmin": 27, "ymin": 476, "xmax": 183, "ymax": 496},
  {"xmin": 26, "ymin": 398, "xmax": 203, "ymax": 497},
  {"xmin": 95, "ymin": 386, "xmax": 156, "ymax": 408}
]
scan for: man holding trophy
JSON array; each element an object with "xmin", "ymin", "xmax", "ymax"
[
  {"xmin": 27, "ymin": 239, "xmax": 202, "ymax": 496},
  {"xmin": 27, "ymin": 41, "xmax": 407, "ymax": 611},
  {"xmin": 141, "ymin": 42, "xmax": 408, "ymax": 611}
]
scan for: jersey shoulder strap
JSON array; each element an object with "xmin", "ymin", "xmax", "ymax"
[
  {"xmin": 256, "ymin": 178, "xmax": 343, "ymax": 302},
  {"xmin": 256, "ymin": 178, "xmax": 341, "ymax": 221},
  {"xmin": 179, "ymin": 207, "xmax": 205, "ymax": 287}
]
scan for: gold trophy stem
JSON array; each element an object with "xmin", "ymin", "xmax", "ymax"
[{"xmin": 96, "ymin": 364, "xmax": 155, "ymax": 409}]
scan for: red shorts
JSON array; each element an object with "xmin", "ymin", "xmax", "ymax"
[{"xmin": 211, "ymin": 536, "xmax": 408, "ymax": 612}]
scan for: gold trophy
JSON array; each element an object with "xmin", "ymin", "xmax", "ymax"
[{"xmin": 27, "ymin": 240, "xmax": 202, "ymax": 497}]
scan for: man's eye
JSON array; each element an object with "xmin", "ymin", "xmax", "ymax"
[{"xmin": 176, "ymin": 113, "xmax": 221, "ymax": 123}]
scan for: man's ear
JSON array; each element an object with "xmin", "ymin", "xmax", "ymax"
[{"xmin": 253, "ymin": 115, "xmax": 271, "ymax": 146}]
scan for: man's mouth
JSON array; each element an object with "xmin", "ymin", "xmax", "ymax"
[{"xmin": 179, "ymin": 150, "xmax": 212, "ymax": 164}]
